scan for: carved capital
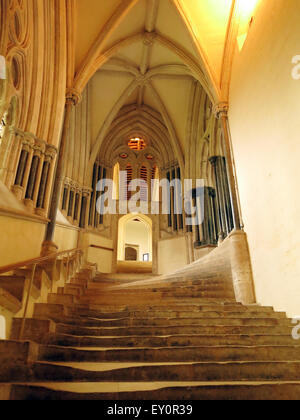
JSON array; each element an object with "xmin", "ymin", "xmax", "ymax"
[
  {"xmin": 213, "ymin": 102, "xmax": 229, "ymax": 119},
  {"xmin": 33, "ymin": 138, "xmax": 46, "ymax": 155},
  {"xmin": 45, "ymin": 144, "xmax": 57, "ymax": 161},
  {"xmin": 22, "ymin": 133, "xmax": 35, "ymax": 150},
  {"xmin": 63, "ymin": 177, "xmax": 72, "ymax": 187},
  {"xmin": 66, "ymin": 88, "xmax": 82, "ymax": 106},
  {"xmin": 82, "ymin": 187, "xmax": 93, "ymax": 197}
]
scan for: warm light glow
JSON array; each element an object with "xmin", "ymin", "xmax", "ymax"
[
  {"xmin": 237, "ymin": 0, "xmax": 260, "ymax": 51},
  {"xmin": 238, "ymin": 0, "xmax": 259, "ymax": 19}
]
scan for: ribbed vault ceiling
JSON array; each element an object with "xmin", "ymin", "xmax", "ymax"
[{"xmin": 73, "ymin": 0, "xmax": 259, "ymax": 166}]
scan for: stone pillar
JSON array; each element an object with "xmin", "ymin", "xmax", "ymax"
[
  {"xmin": 32, "ymin": 145, "xmax": 46, "ymax": 207},
  {"xmin": 80, "ymin": 188, "xmax": 91, "ymax": 229},
  {"xmin": 73, "ymin": 189, "xmax": 81, "ymax": 226},
  {"xmin": 61, "ymin": 179, "xmax": 71, "ymax": 216},
  {"xmin": 21, "ymin": 136, "xmax": 35, "ymax": 200},
  {"xmin": 229, "ymin": 230, "xmax": 256, "ymax": 304},
  {"xmin": 11, "ymin": 136, "xmax": 34, "ymax": 200},
  {"xmin": 210, "ymin": 156, "xmax": 231, "ymax": 238},
  {"xmin": 214, "ymin": 102, "xmax": 243, "ymax": 232},
  {"xmin": 67, "ymin": 183, "xmax": 76, "ymax": 222},
  {"xmin": 42, "ymin": 89, "xmax": 81, "ymax": 255}
]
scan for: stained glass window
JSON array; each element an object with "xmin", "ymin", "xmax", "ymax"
[{"xmin": 128, "ymin": 137, "xmax": 146, "ymax": 151}]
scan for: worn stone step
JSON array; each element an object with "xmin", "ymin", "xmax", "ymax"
[
  {"xmin": 45, "ymin": 333, "xmax": 300, "ymax": 348},
  {"xmin": 52, "ymin": 316, "xmax": 291, "ymax": 328},
  {"xmin": 70, "ymin": 304, "xmax": 276, "ymax": 317},
  {"xmin": 84, "ymin": 299, "xmax": 237, "ymax": 308},
  {"xmin": 29, "ymin": 360, "xmax": 300, "ymax": 383},
  {"xmin": 8, "ymin": 381, "xmax": 300, "ymax": 400},
  {"xmin": 34, "ymin": 303, "xmax": 66, "ymax": 319},
  {"xmin": 11, "ymin": 319, "xmax": 56, "ymax": 342},
  {"xmin": 47, "ymin": 294, "xmax": 75, "ymax": 306},
  {"xmin": 79, "ymin": 295, "xmax": 235, "ymax": 306},
  {"xmin": 71, "ymin": 309, "xmax": 276, "ymax": 319},
  {"xmin": 38, "ymin": 344, "xmax": 300, "ymax": 363},
  {"xmin": 64, "ymin": 284, "xmax": 85, "ymax": 296},
  {"xmin": 70, "ymin": 278, "xmax": 88, "ymax": 286},
  {"xmin": 81, "ymin": 311, "xmax": 287, "ymax": 320},
  {"xmin": 56, "ymin": 323, "xmax": 293, "ymax": 337},
  {"xmin": 86, "ymin": 283, "xmax": 230, "ymax": 294}
]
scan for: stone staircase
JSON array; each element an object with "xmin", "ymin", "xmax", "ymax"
[{"xmin": 1, "ymin": 270, "xmax": 300, "ymax": 400}]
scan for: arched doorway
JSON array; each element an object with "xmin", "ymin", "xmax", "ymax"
[{"xmin": 118, "ymin": 214, "xmax": 153, "ymax": 272}]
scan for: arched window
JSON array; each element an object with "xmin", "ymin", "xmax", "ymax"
[{"xmin": 128, "ymin": 137, "xmax": 146, "ymax": 151}]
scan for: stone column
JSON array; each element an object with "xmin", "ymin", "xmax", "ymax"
[
  {"xmin": 67, "ymin": 183, "xmax": 76, "ymax": 222},
  {"xmin": 21, "ymin": 136, "xmax": 35, "ymax": 200},
  {"xmin": 80, "ymin": 188, "xmax": 91, "ymax": 229},
  {"xmin": 61, "ymin": 179, "xmax": 71, "ymax": 216},
  {"xmin": 214, "ymin": 102, "xmax": 243, "ymax": 231},
  {"xmin": 73, "ymin": 189, "xmax": 82, "ymax": 226},
  {"xmin": 36, "ymin": 145, "xmax": 57, "ymax": 217},
  {"xmin": 32, "ymin": 144, "xmax": 46, "ymax": 207},
  {"xmin": 11, "ymin": 136, "xmax": 34, "ymax": 200},
  {"xmin": 210, "ymin": 156, "xmax": 226, "ymax": 238},
  {"xmin": 42, "ymin": 89, "xmax": 81, "ymax": 255},
  {"xmin": 25, "ymin": 139, "xmax": 46, "ymax": 209}
]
